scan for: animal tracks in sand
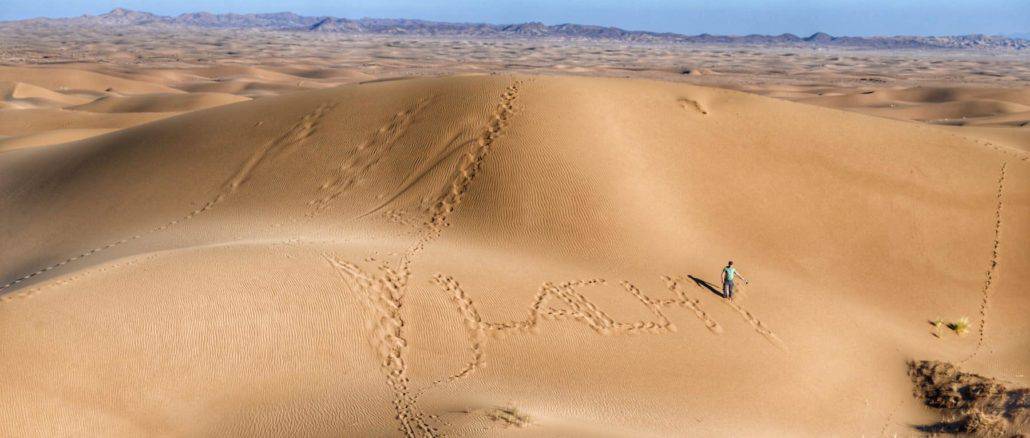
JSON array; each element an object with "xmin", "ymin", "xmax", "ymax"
[
  {"xmin": 960, "ymin": 161, "xmax": 1007, "ymax": 364},
  {"xmin": 317, "ymin": 80, "xmax": 536, "ymax": 436},
  {"xmin": 226, "ymin": 101, "xmax": 336, "ymax": 192},
  {"xmin": 307, "ymin": 98, "xmax": 433, "ymax": 215},
  {"xmin": 426, "ymin": 81, "xmax": 522, "ymax": 236},
  {"xmin": 324, "ymin": 254, "xmax": 438, "ymax": 438},
  {"xmin": 0, "ymin": 254, "xmax": 159, "ymax": 303},
  {"xmin": 0, "ymin": 102, "xmax": 336, "ymax": 295},
  {"xmin": 360, "ymin": 80, "xmax": 524, "ymax": 225}
]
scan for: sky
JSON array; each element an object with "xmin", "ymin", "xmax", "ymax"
[{"xmin": 1, "ymin": 0, "xmax": 1027, "ymax": 37}]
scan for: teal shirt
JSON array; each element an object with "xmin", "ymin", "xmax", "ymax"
[{"xmin": 723, "ymin": 267, "xmax": 737, "ymax": 282}]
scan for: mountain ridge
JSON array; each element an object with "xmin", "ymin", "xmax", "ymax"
[{"xmin": 4, "ymin": 7, "xmax": 1028, "ymax": 50}]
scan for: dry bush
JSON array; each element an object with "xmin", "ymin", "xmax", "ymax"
[{"xmin": 908, "ymin": 360, "xmax": 1029, "ymax": 436}]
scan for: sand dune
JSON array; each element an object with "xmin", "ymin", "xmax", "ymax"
[
  {"xmin": 186, "ymin": 65, "xmax": 310, "ymax": 82},
  {"xmin": 798, "ymin": 86, "xmax": 1030, "ymax": 110},
  {"xmin": 0, "ymin": 128, "xmax": 118, "ymax": 152},
  {"xmin": 0, "ymin": 81, "xmax": 93, "ymax": 109},
  {"xmin": 0, "ymin": 108, "xmax": 172, "ymax": 137},
  {"xmin": 0, "ymin": 66, "xmax": 182, "ymax": 94},
  {"xmin": 0, "ymin": 66, "xmax": 271, "ymax": 148},
  {"xmin": 68, "ymin": 92, "xmax": 250, "ymax": 113},
  {"xmin": 789, "ymin": 86, "xmax": 1030, "ymax": 153},
  {"xmin": 863, "ymin": 99, "xmax": 1028, "ymax": 120},
  {"xmin": 170, "ymin": 79, "xmax": 332, "ymax": 97},
  {"xmin": 951, "ymin": 125, "xmax": 1030, "ymax": 147},
  {"xmin": 1, "ymin": 74, "xmax": 1026, "ymax": 436},
  {"xmin": 273, "ymin": 66, "xmax": 376, "ymax": 80}
]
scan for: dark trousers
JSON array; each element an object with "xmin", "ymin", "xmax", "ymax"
[{"xmin": 722, "ymin": 280, "xmax": 735, "ymax": 298}]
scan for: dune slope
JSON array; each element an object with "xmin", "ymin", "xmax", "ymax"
[
  {"xmin": 67, "ymin": 92, "xmax": 250, "ymax": 113},
  {"xmin": 0, "ymin": 75, "xmax": 1027, "ymax": 437}
]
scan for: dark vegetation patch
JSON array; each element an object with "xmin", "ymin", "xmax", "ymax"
[{"xmin": 909, "ymin": 360, "xmax": 1028, "ymax": 437}]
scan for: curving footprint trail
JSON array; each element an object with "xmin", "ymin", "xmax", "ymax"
[
  {"xmin": 426, "ymin": 81, "xmax": 522, "ymax": 237},
  {"xmin": 960, "ymin": 161, "xmax": 1006, "ymax": 365},
  {"xmin": 321, "ymin": 79, "xmax": 526, "ymax": 438},
  {"xmin": 718, "ymin": 294, "xmax": 787, "ymax": 350},
  {"xmin": 324, "ymin": 255, "xmax": 438, "ymax": 438},
  {"xmin": 307, "ymin": 98, "xmax": 432, "ymax": 215},
  {"xmin": 0, "ymin": 254, "xmax": 160, "ymax": 303},
  {"xmin": 0, "ymin": 102, "xmax": 336, "ymax": 296}
]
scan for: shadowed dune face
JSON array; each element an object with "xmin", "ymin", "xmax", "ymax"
[
  {"xmin": 0, "ymin": 64, "xmax": 351, "ymax": 149},
  {"xmin": 3, "ymin": 29, "xmax": 1030, "ymax": 154},
  {"xmin": 67, "ymin": 92, "xmax": 250, "ymax": 113},
  {"xmin": 796, "ymin": 87, "xmax": 1030, "ymax": 127},
  {"xmin": 0, "ymin": 74, "xmax": 1027, "ymax": 437}
]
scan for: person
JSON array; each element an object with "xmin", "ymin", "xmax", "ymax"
[{"xmin": 721, "ymin": 261, "xmax": 747, "ymax": 299}]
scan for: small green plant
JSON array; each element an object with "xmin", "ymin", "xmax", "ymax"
[
  {"xmin": 948, "ymin": 317, "xmax": 971, "ymax": 336},
  {"xmin": 931, "ymin": 317, "xmax": 944, "ymax": 337}
]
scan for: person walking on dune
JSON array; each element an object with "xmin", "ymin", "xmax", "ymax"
[{"xmin": 722, "ymin": 261, "xmax": 747, "ymax": 299}]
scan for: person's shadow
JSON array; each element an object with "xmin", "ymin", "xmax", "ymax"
[{"xmin": 687, "ymin": 275, "xmax": 725, "ymax": 298}]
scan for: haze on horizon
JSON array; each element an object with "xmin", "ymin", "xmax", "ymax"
[{"xmin": 2, "ymin": 0, "xmax": 1028, "ymax": 37}]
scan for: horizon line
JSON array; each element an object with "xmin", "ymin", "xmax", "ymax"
[{"xmin": 4, "ymin": 7, "xmax": 1027, "ymax": 40}]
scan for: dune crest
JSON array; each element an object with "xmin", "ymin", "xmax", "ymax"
[{"xmin": 1, "ymin": 74, "xmax": 1027, "ymax": 437}]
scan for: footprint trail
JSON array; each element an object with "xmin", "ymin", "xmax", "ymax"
[{"xmin": 0, "ymin": 102, "xmax": 336, "ymax": 295}]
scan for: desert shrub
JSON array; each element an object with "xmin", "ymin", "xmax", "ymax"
[{"xmin": 948, "ymin": 317, "xmax": 970, "ymax": 335}]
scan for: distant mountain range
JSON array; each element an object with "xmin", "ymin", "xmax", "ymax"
[{"xmin": 7, "ymin": 8, "xmax": 1028, "ymax": 50}]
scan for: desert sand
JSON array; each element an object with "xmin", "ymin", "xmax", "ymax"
[{"xmin": 1, "ymin": 28, "xmax": 1028, "ymax": 437}]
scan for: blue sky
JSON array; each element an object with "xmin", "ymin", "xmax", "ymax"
[{"xmin": 1, "ymin": 0, "xmax": 1027, "ymax": 36}]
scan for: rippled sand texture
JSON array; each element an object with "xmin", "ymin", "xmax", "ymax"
[{"xmin": 1, "ymin": 28, "xmax": 1028, "ymax": 437}]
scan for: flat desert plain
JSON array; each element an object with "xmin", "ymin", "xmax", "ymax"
[{"xmin": 1, "ymin": 28, "xmax": 1028, "ymax": 437}]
